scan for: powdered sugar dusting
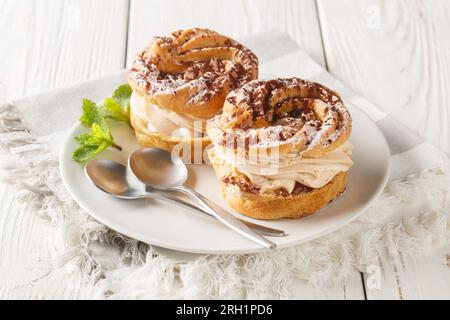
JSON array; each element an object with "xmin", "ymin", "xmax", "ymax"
[
  {"xmin": 128, "ymin": 28, "xmax": 258, "ymax": 107},
  {"xmin": 208, "ymin": 78, "xmax": 352, "ymax": 157}
]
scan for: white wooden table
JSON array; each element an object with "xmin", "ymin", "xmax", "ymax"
[{"xmin": 1, "ymin": 0, "xmax": 450, "ymax": 299}]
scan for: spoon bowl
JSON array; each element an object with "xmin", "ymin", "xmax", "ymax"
[
  {"xmin": 129, "ymin": 148, "xmax": 188, "ymax": 188},
  {"xmin": 85, "ymin": 159, "xmax": 129, "ymax": 195}
]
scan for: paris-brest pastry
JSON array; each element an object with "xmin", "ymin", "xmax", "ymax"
[
  {"xmin": 207, "ymin": 78, "xmax": 353, "ymax": 219},
  {"xmin": 128, "ymin": 28, "xmax": 258, "ymax": 162}
]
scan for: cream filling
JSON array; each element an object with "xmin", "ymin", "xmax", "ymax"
[
  {"xmin": 215, "ymin": 141, "xmax": 353, "ymax": 193},
  {"xmin": 130, "ymin": 92, "xmax": 206, "ymax": 138}
]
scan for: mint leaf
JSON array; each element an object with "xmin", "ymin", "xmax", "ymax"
[
  {"xmin": 102, "ymin": 84, "xmax": 132, "ymax": 124},
  {"xmin": 103, "ymin": 97, "xmax": 129, "ymax": 122},
  {"xmin": 79, "ymin": 99, "xmax": 104, "ymax": 127},
  {"xmin": 74, "ymin": 132, "xmax": 93, "ymax": 145},
  {"xmin": 91, "ymin": 123, "xmax": 113, "ymax": 141},
  {"xmin": 72, "ymin": 141, "xmax": 111, "ymax": 163},
  {"xmin": 113, "ymin": 84, "xmax": 132, "ymax": 110},
  {"xmin": 73, "ymin": 123, "xmax": 121, "ymax": 164}
]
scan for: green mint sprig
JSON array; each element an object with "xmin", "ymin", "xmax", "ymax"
[
  {"xmin": 72, "ymin": 84, "xmax": 132, "ymax": 163},
  {"xmin": 103, "ymin": 84, "xmax": 132, "ymax": 124}
]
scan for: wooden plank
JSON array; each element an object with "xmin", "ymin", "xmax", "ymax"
[
  {"xmin": 0, "ymin": 0, "xmax": 129, "ymax": 299},
  {"xmin": 0, "ymin": 185, "xmax": 95, "ymax": 299},
  {"xmin": 128, "ymin": 0, "xmax": 365, "ymax": 299},
  {"xmin": 317, "ymin": 0, "xmax": 450, "ymax": 154},
  {"xmin": 290, "ymin": 271, "xmax": 365, "ymax": 300},
  {"xmin": 362, "ymin": 248, "xmax": 450, "ymax": 300},
  {"xmin": 0, "ymin": 0, "xmax": 129, "ymax": 102},
  {"xmin": 318, "ymin": 0, "xmax": 450, "ymax": 299},
  {"xmin": 127, "ymin": 0, "xmax": 325, "ymax": 67}
]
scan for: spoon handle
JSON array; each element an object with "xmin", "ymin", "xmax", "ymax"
[
  {"xmin": 171, "ymin": 186, "xmax": 277, "ymax": 249},
  {"xmin": 195, "ymin": 195, "xmax": 286, "ymax": 237},
  {"xmin": 149, "ymin": 191, "xmax": 285, "ymax": 237}
]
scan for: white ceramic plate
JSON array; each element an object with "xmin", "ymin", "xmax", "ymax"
[{"xmin": 60, "ymin": 104, "xmax": 390, "ymax": 254}]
